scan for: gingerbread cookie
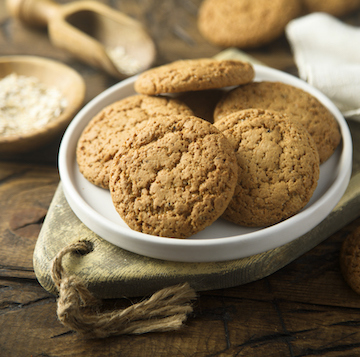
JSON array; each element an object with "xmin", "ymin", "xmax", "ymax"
[
  {"xmin": 340, "ymin": 226, "xmax": 360, "ymax": 295},
  {"xmin": 214, "ymin": 109, "xmax": 320, "ymax": 227},
  {"xmin": 76, "ymin": 94, "xmax": 193, "ymax": 189},
  {"xmin": 197, "ymin": 0, "xmax": 301, "ymax": 48},
  {"xmin": 134, "ymin": 59, "xmax": 254, "ymax": 95},
  {"xmin": 302, "ymin": 0, "xmax": 360, "ymax": 17},
  {"xmin": 109, "ymin": 115, "xmax": 238, "ymax": 238},
  {"xmin": 214, "ymin": 81, "xmax": 341, "ymax": 164}
]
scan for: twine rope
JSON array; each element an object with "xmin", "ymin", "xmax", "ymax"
[{"xmin": 50, "ymin": 240, "xmax": 197, "ymax": 338}]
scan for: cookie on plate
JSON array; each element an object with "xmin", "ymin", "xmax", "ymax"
[
  {"xmin": 134, "ymin": 59, "xmax": 254, "ymax": 95},
  {"xmin": 109, "ymin": 114, "xmax": 238, "ymax": 238},
  {"xmin": 197, "ymin": 0, "xmax": 301, "ymax": 48},
  {"xmin": 302, "ymin": 0, "xmax": 360, "ymax": 17},
  {"xmin": 76, "ymin": 94, "xmax": 193, "ymax": 189},
  {"xmin": 214, "ymin": 81, "xmax": 341, "ymax": 164},
  {"xmin": 214, "ymin": 109, "xmax": 320, "ymax": 227},
  {"xmin": 340, "ymin": 226, "xmax": 360, "ymax": 295}
]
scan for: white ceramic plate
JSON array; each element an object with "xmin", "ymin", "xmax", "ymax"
[{"xmin": 58, "ymin": 65, "xmax": 352, "ymax": 262}]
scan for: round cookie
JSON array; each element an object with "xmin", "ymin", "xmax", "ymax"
[
  {"xmin": 109, "ymin": 115, "xmax": 238, "ymax": 238},
  {"xmin": 214, "ymin": 109, "xmax": 320, "ymax": 227},
  {"xmin": 197, "ymin": 0, "xmax": 301, "ymax": 48},
  {"xmin": 340, "ymin": 226, "xmax": 360, "ymax": 295},
  {"xmin": 76, "ymin": 94, "xmax": 193, "ymax": 189},
  {"xmin": 214, "ymin": 81, "xmax": 341, "ymax": 164},
  {"xmin": 134, "ymin": 59, "xmax": 254, "ymax": 95},
  {"xmin": 302, "ymin": 0, "xmax": 360, "ymax": 17}
]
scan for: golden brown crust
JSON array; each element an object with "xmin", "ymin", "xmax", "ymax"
[
  {"xmin": 214, "ymin": 109, "xmax": 320, "ymax": 227},
  {"xmin": 109, "ymin": 115, "xmax": 238, "ymax": 238},
  {"xmin": 197, "ymin": 0, "xmax": 301, "ymax": 48},
  {"xmin": 340, "ymin": 227, "xmax": 360, "ymax": 295},
  {"xmin": 76, "ymin": 94, "xmax": 193, "ymax": 189},
  {"xmin": 134, "ymin": 59, "xmax": 254, "ymax": 95},
  {"xmin": 214, "ymin": 81, "xmax": 341, "ymax": 164}
]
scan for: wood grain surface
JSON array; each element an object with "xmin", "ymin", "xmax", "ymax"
[{"xmin": 2, "ymin": 1, "xmax": 360, "ymax": 356}]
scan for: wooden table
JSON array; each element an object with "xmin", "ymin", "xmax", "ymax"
[{"xmin": 1, "ymin": 1, "xmax": 360, "ymax": 356}]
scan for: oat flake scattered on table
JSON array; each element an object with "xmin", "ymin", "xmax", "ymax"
[{"xmin": 0, "ymin": 73, "xmax": 68, "ymax": 137}]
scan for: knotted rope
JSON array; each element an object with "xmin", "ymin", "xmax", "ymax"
[{"xmin": 50, "ymin": 240, "xmax": 196, "ymax": 338}]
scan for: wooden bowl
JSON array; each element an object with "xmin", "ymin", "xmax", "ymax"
[{"xmin": 0, "ymin": 55, "xmax": 85, "ymax": 153}]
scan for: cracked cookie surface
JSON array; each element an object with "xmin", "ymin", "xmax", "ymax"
[
  {"xmin": 134, "ymin": 59, "xmax": 254, "ymax": 95},
  {"xmin": 109, "ymin": 115, "xmax": 238, "ymax": 238},
  {"xmin": 214, "ymin": 81, "xmax": 341, "ymax": 163},
  {"xmin": 198, "ymin": 0, "xmax": 301, "ymax": 48},
  {"xmin": 340, "ymin": 226, "xmax": 360, "ymax": 295},
  {"xmin": 214, "ymin": 109, "xmax": 320, "ymax": 227},
  {"xmin": 76, "ymin": 94, "xmax": 193, "ymax": 189}
]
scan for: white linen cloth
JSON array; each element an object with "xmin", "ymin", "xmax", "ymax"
[{"xmin": 286, "ymin": 12, "xmax": 360, "ymax": 120}]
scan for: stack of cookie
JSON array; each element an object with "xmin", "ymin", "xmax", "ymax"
[
  {"xmin": 76, "ymin": 58, "xmax": 340, "ymax": 238},
  {"xmin": 197, "ymin": 0, "xmax": 360, "ymax": 49}
]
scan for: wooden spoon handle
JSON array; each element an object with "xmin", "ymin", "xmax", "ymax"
[{"xmin": 6, "ymin": 0, "xmax": 61, "ymax": 27}]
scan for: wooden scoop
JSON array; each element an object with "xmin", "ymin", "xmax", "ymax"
[{"xmin": 6, "ymin": 0, "xmax": 156, "ymax": 79}]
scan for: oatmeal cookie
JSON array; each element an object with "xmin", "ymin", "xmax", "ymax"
[
  {"xmin": 214, "ymin": 81, "xmax": 341, "ymax": 163},
  {"xmin": 109, "ymin": 115, "xmax": 238, "ymax": 238},
  {"xmin": 197, "ymin": 0, "xmax": 301, "ymax": 48},
  {"xmin": 76, "ymin": 94, "xmax": 193, "ymax": 189},
  {"xmin": 134, "ymin": 59, "xmax": 254, "ymax": 95},
  {"xmin": 340, "ymin": 226, "xmax": 360, "ymax": 295},
  {"xmin": 214, "ymin": 109, "xmax": 320, "ymax": 227}
]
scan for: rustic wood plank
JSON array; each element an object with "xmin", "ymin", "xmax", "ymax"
[
  {"xmin": 0, "ymin": 163, "xmax": 59, "ymax": 279},
  {"xmin": 4, "ymin": 225, "xmax": 360, "ymax": 357},
  {"xmin": 279, "ymin": 300, "xmax": 360, "ymax": 356}
]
